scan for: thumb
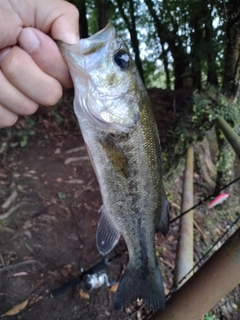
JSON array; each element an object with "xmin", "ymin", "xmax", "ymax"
[
  {"xmin": 18, "ymin": 27, "xmax": 73, "ymax": 88},
  {"xmin": 34, "ymin": 0, "xmax": 80, "ymax": 44}
]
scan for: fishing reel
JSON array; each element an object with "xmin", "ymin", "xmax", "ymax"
[
  {"xmin": 82, "ymin": 257, "xmax": 111, "ymax": 290},
  {"xmin": 83, "ymin": 272, "xmax": 110, "ymax": 290},
  {"xmin": 50, "ymin": 257, "xmax": 112, "ymax": 298}
]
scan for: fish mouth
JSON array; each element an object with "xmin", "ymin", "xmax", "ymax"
[
  {"xmin": 78, "ymin": 22, "xmax": 116, "ymax": 55},
  {"xmin": 57, "ymin": 22, "xmax": 116, "ymax": 58},
  {"xmin": 57, "ymin": 22, "xmax": 117, "ymax": 74},
  {"xmin": 57, "ymin": 23, "xmax": 137, "ymax": 133}
]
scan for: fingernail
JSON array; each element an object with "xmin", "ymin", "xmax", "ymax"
[
  {"xmin": 0, "ymin": 48, "xmax": 11, "ymax": 62},
  {"xmin": 59, "ymin": 33, "xmax": 79, "ymax": 44},
  {"xmin": 18, "ymin": 28, "xmax": 40, "ymax": 53}
]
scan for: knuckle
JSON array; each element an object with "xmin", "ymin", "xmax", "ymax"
[
  {"xmin": 66, "ymin": 2, "xmax": 79, "ymax": 18},
  {"xmin": 2, "ymin": 48, "xmax": 21, "ymax": 76}
]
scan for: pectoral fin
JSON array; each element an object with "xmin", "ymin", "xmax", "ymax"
[
  {"xmin": 156, "ymin": 190, "xmax": 170, "ymax": 237},
  {"xmin": 96, "ymin": 206, "xmax": 121, "ymax": 255},
  {"xmin": 99, "ymin": 134, "xmax": 130, "ymax": 179}
]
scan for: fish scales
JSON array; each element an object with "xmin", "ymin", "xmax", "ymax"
[{"xmin": 58, "ymin": 23, "xmax": 169, "ymax": 311}]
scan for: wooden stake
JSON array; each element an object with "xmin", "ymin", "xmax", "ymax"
[
  {"xmin": 174, "ymin": 147, "xmax": 194, "ymax": 285},
  {"xmin": 149, "ymin": 227, "xmax": 240, "ymax": 320}
]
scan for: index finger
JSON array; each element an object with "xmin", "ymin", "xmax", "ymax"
[
  {"xmin": 32, "ymin": 0, "xmax": 80, "ymax": 44},
  {"xmin": 0, "ymin": 0, "xmax": 79, "ymax": 48}
]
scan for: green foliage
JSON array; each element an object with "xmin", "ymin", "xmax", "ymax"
[
  {"xmin": 18, "ymin": 128, "xmax": 35, "ymax": 147},
  {"xmin": 143, "ymin": 59, "xmax": 171, "ymax": 88},
  {"xmin": 204, "ymin": 312, "xmax": 220, "ymax": 320},
  {"xmin": 0, "ymin": 118, "xmax": 36, "ymax": 153},
  {"xmin": 74, "ymin": 0, "xmax": 240, "ymax": 90},
  {"xmin": 164, "ymin": 86, "xmax": 240, "ymax": 177},
  {"xmin": 58, "ymin": 192, "xmax": 66, "ymax": 199},
  {"xmin": 215, "ymin": 138, "xmax": 235, "ymax": 178}
]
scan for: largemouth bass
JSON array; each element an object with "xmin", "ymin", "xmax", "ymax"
[{"xmin": 58, "ymin": 23, "xmax": 169, "ymax": 311}]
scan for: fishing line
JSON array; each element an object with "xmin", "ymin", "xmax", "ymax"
[
  {"xmin": 170, "ymin": 175, "xmax": 240, "ymax": 223},
  {"xmin": 49, "ymin": 248, "xmax": 127, "ymax": 298},
  {"xmin": 50, "ymin": 175, "xmax": 240, "ymax": 311},
  {"xmin": 167, "ymin": 213, "xmax": 240, "ymax": 297},
  {"xmin": 142, "ymin": 214, "xmax": 240, "ymax": 320}
]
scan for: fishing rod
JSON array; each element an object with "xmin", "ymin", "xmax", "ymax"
[
  {"xmin": 168, "ymin": 213, "xmax": 240, "ymax": 297},
  {"xmin": 170, "ymin": 175, "xmax": 240, "ymax": 223},
  {"xmin": 49, "ymin": 250, "xmax": 126, "ymax": 298},
  {"xmin": 50, "ymin": 176, "xmax": 240, "ymax": 302},
  {"xmin": 142, "ymin": 214, "xmax": 240, "ymax": 320}
]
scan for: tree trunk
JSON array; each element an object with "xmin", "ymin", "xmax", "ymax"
[
  {"xmin": 144, "ymin": 0, "xmax": 189, "ymax": 89},
  {"xmin": 72, "ymin": 0, "xmax": 88, "ymax": 38},
  {"xmin": 204, "ymin": 0, "xmax": 218, "ymax": 86},
  {"xmin": 222, "ymin": 2, "xmax": 240, "ymax": 101},
  {"xmin": 160, "ymin": 44, "xmax": 171, "ymax": 89},
  {"xmin": 189, "ymin": 2, "xmax": 203, "ymax": 89},
  {"xmin": 215, "ymin": 0, "xmax": 240, "ymax": 189},
  {"xmin": 95, "ymin": 0, "xmax": 108, "ymax": 31},
  {"xmin": 115, "ymin": 0, "xmax": 145, "ymax": 83}
]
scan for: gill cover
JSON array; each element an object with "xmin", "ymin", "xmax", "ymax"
[{"xmin": 59, "ymin": 23, "xmax": 141, "ymax": 133}]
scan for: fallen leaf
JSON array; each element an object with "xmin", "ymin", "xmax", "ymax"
[
  {"xmin": 16, "ymin": 185, "xmax": 24, "ymax": 191},
  {"xmin": 1, "ymin": 299, "xmax": 29, "ymax": 317},
  {"xmin": 79, "ymin": 289, "xmax": 90, "ymax": 299},
  {"xmin": 164, "ymin": 282, "xmax": 170, "ymax": 295},
  {"xmin": 137, "ymin": 310, "xmax": 143, "ymax": 320},
  {"xmin": 109, "ymin": 282, "xmax": 119, "ymax": 292}
]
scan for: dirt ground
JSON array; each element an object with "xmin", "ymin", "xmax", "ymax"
[{"xmin": 0, "ymin": 89, "xmax": 240, "ymax": 320}]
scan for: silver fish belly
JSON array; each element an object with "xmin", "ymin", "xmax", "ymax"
[{"xmin": 58, "ymin": 23, "xmax": 169, "ymax": 310}]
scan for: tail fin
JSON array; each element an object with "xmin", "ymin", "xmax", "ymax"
[{"xmin": 114, "ymin": 264, "xmax": 165, "ymax": 311}]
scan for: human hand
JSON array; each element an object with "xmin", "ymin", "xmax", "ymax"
[{"xmin": 0, "ymin": 0, "xmax": 79, "ymax": 128}]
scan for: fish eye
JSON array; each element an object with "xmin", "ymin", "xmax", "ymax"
[{"xmin": 114, "ymin": 51, "xmax": 130, "ymax": 70}]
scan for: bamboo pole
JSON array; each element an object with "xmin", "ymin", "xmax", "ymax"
[
  {"xmin": 150, "ymin": 227, "xmax": 240, "ymax": 320},
  {"xmin": 215, "ymin": 116, "xmax": 240, "ymax": 159},
  {"xmin": 148, "ymin": 118, "xmax": 240, "ymax": 319},
  {"xmin": 174, "ymin": 147, "xmax": 194, "ymax": 284}
]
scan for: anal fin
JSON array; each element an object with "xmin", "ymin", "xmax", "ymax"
[{"xmin": 96, "ymin": 206, "xmax": 120, "ymax": 255}]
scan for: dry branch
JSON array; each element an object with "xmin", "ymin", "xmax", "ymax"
[
  {"xmin": 64, "ymin": 156, "xmax": 89, "ymax": 165},
  {"xmin": 0, "ymin": 202, "xmax": 25, "ymax": 220},
  {"xmin": 1, "ymin": 190, "xmax": 18, "ymax": 209},
  {"xmin": 65, "ymin": 146, "xmax": 86, "ymax": 154},
  {"xmin": 0, "ymin": 260, "xmax": 44, "ymax": 274}
]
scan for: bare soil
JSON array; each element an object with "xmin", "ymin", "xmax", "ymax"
[{"xmin": 0, "ymin": 88, "xmax": 239, "ymax": 320}]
